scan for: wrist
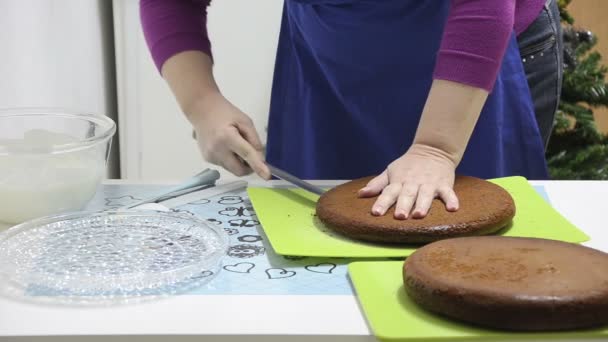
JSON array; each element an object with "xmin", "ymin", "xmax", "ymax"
[
  {"xmin": 183, "ymin": 89, "xmax": 223, "ymax": 126},
  {"xmin": 412, "ymin": 79, "xmax": 488, "ymax": 166},
  {"xmin": 411, "ymin": 133, "xmax": 464, "ymax": 165},
  {"xmin": 408, "ymin": 142, "xmax": 460, "ymax": 167}
]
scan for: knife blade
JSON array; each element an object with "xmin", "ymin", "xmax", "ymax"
[{"xmin": 267, "ymin": 164, "xmax": 326, "ymax": 196}]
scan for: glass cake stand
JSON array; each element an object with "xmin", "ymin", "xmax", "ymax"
[{"xmin": 0, "ymin": 210, "xmax": 228, "ymax": 306}]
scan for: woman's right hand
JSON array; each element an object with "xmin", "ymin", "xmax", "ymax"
[
  {"xmin": 188, "ymin": 91, "xmax": 271, "ymax": 179},
  {"xmin": 159, "ymin": 51, "xmax": 269, "ymax": 179}
]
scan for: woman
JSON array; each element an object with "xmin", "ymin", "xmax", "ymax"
[{"xmin": 140, "ymin": 0, "xmax": 562, "ymax": 220}]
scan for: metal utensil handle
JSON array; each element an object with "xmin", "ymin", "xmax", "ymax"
[{"xmin": 122, "ymin": 168, "xmax": 221, "ymax": 209}]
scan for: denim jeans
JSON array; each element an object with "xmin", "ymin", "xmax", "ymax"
[{"xmin": 517, "ymin": 0, "xmax": 564, "ymax": 149}]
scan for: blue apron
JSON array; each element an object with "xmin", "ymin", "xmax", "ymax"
[{"xmin": 265, "ymin": 0, "xmax": 549, "ymax": 180}]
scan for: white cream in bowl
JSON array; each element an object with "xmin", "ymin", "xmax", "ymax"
[{"xmin": 0, "ymin": 129, "xmax": 104, "ymax": 224}]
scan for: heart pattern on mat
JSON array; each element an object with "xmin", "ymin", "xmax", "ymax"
[
  {"xmin": 191, "ymin": 270, "xmax": 214, "ymax": 280},
  {"xmin": 223, "ymin": 262, "xmax": 255, "ymax": 274},
  {"xmin": 305, "ymin": 263, "xmax": 337, "ymax": 274},
  {"xmin": 265, "ymin": 268, "xmax": 296, "ymax": 279}
]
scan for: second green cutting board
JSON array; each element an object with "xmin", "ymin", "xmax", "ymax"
[{"xmin": 348, "ymin": 261, "xmax": 608, "ymax": 341}]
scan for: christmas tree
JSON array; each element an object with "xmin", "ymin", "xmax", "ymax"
[{"xmin": 547, "ymin": 0, "xmax": 608, "ymax": 179}]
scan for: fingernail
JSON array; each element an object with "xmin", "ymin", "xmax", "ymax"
[
  {"xmin": 372, "ymin": 207, "xmax": 382, "ymax": 215},
  {"xmin": 395, "ymin": 211, "xmax": 406, "ymax": 220}
]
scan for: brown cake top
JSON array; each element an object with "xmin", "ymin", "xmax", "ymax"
[
  {"xmin": 316, "ymin": 176, "xmax": 515, "ymax": 233},
  {"xmin": 405, "ymin": 236, "xmax": 608, "ymax": 298}
]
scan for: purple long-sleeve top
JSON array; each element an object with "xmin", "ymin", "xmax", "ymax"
[{"xmin": 140, "ymin": 0, "xmax": 545, "ymax": 91}]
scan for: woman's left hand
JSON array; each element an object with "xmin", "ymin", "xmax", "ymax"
[{"xmin": 358, "ymin": 143, "xmax": 459, "ymax": 219}]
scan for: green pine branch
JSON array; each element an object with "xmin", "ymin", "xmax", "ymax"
[
  {"xmin": 547, "ymin": 1, "xmax": 608, "ymax": 179},
  {"xmin": 548, "ymin": 143, "xmax": 608, "ymax": 179},
  {"xmin": 561, "ymin": 52, "xmax": 608, "ymax": 105},
  {"xmin": 558, "ymin": 0, "xmax": 574, "ymax": 24}
]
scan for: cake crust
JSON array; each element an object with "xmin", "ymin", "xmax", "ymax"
[
  {"xmin": 403, "ymin": 236, "xmax": 608, "ymax": 331},
  {"xmin": 316, "ymin": 176, "xmax": 515, "ymax": 243}
]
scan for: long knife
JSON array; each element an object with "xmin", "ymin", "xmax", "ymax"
[{"xmin": 267, "ymin": 164, "xmax": 326, "ymax": 196}]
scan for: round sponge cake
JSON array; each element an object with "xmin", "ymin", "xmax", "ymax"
[
  {"xmin": 403, "ymin": 236, "xmax": 608, "ymax": 331},
  {"xmin": 316, "ymin": 176, "xmax": 515, "ymax": 243}
]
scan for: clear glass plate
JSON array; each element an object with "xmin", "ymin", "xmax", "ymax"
[{"xmin": 0, "ymin": 210, "xmax": 227, "ymax": 306}]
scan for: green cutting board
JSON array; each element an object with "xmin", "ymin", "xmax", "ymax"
[
  {"xmin": 348, "ymin": 261, "xmax": 608, "ymax": 341},
  {"xmin": 247, "ymin": 176, "xmax": 589, "ymax": 257}
]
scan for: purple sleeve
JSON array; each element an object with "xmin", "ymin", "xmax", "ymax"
[
  {"xmin": 433, "ymin": 0, "xmax": 517, "ymax": 91},
  {"xmin": 139, "ymin": 0, "xmax": 211, "ymax": 72}
]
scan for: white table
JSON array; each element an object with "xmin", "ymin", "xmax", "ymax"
[{"xmin": 0, "ymin": 180, "xmax": 606, "ymax": 342}]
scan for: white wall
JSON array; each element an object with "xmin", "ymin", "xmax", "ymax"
[
  {"xmin": 114, "ymin": 0, "xmax": 283, "ymax": 182},
  {"xmin": 0, "ymin": 0, "xmax": 118, "ymax": 177}
]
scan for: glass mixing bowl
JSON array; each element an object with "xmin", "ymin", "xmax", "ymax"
[{"xmin": 0, "ymin": 108, "xmax": 116, "ymax": 224}]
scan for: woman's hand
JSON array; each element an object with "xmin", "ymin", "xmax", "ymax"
[
  {"xmin": 190, "ymin": 91, "xmax": 271, "ymax": 179},
  {"xmin": 160, "ymin": 51, "xmax": 270, "ymax": 180},
  {"xmin": 358, "ymin": 144, "xmax": 458, "ymax": 219},
  {"xmin": 359, "ymin": 79, "xmax": 489, "ymax": 219}
]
